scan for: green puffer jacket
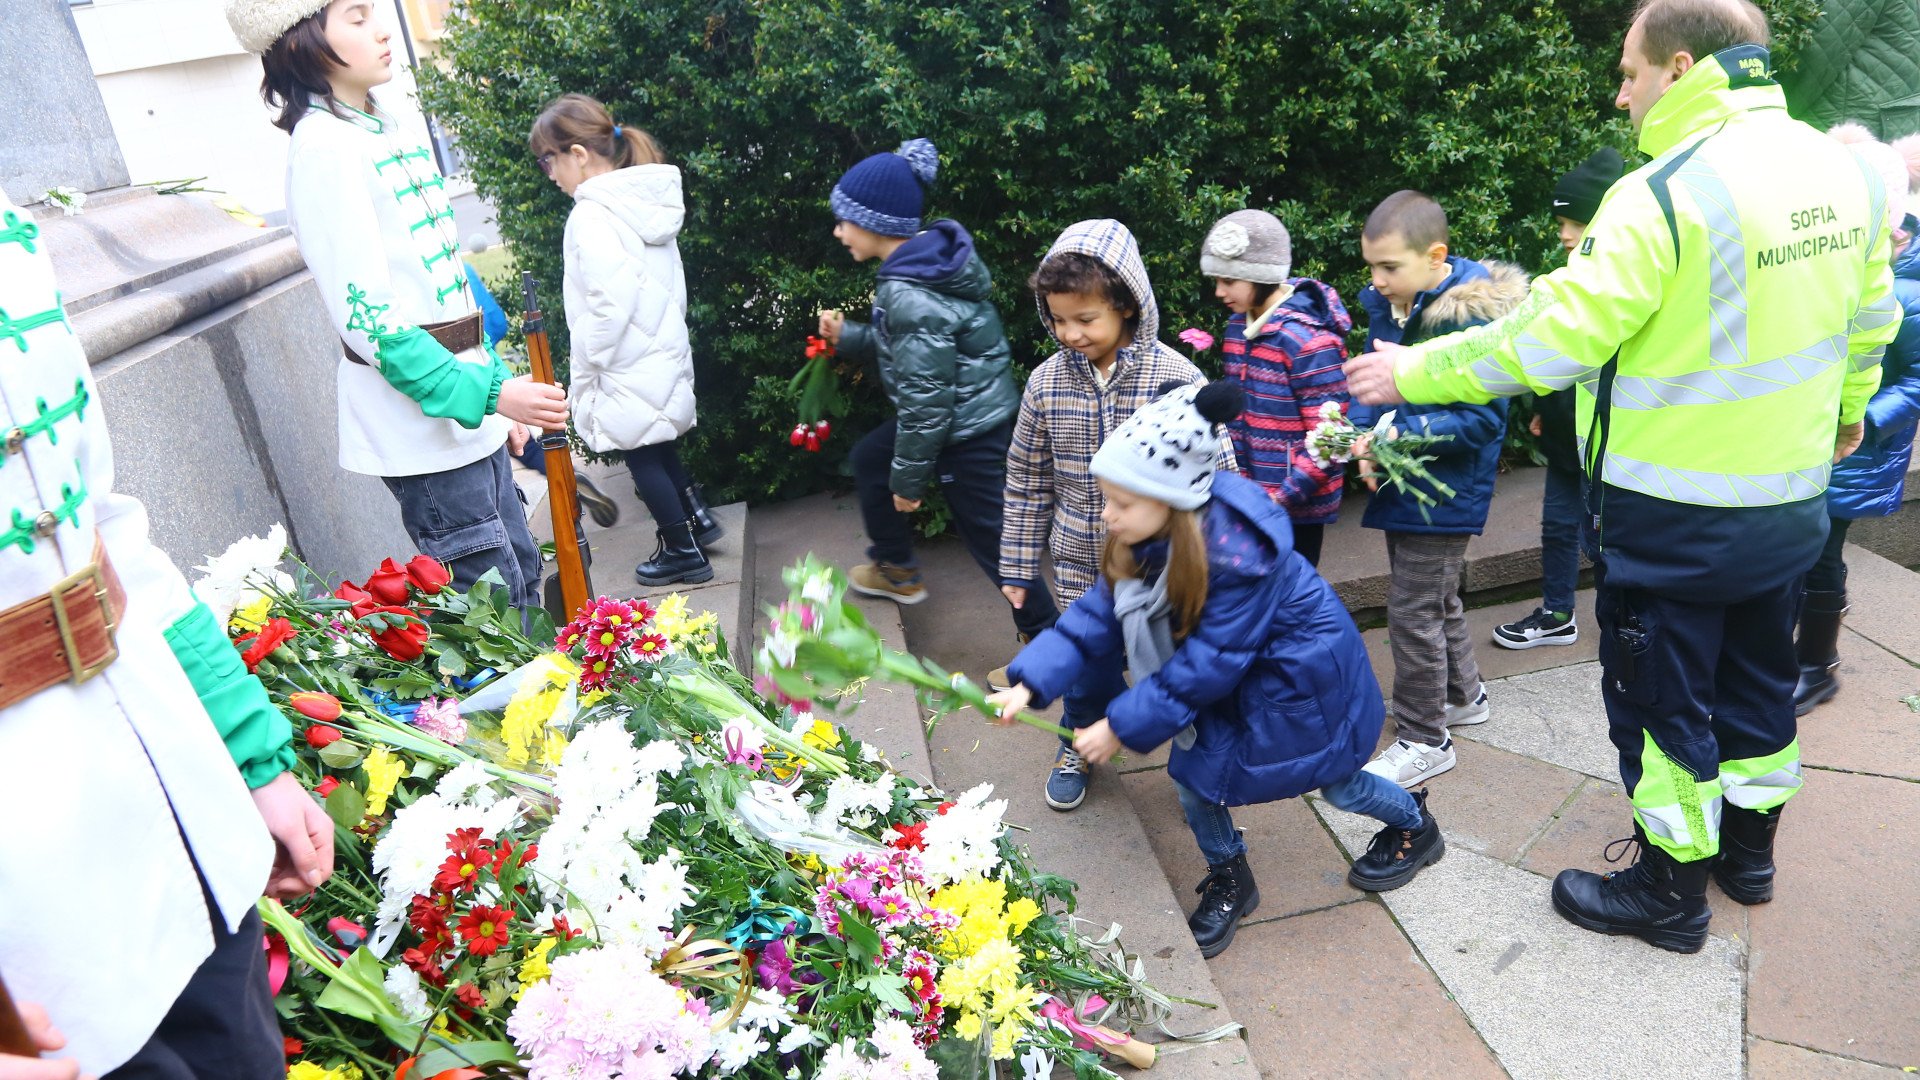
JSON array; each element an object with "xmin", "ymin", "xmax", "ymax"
[
  {"xmin": 839, "ymin": 219, "xmax": 1019, "ymax": 500},
  {"xmin": 1780, "ymin": 0, "xmax": 1920, "ymax": 136}
]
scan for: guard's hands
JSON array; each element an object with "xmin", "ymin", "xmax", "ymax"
[
  {"xmin": 1343, "ymin": 341, "xmax": 1409, "ymax": 405},
  {"xmin": 508, "ymin": 422, "xmax": 532, "ymax": 457},
  {"xmin": 984, "ymin": 684, "xmax": 1033, "ymax": 727},
  {"xmin": 893, "ymin": 494, "xmax": 922, "ymax": 513},
  {"xmin": 497, "ymin": 376, "xmax": 569, "ymax": 429},
  {"xmin": 252, "ymin": 771, "xmax": 335, "ymax": 901},
  {"xmin": 1000, "ymin": 585, "xmax": 1028, "ymax": 609},
  {"xmin": 1073, "ymin": 718, "xmax": 1124, "ymax": 766},
  {"xmin": 0, "ymin": 1001, "xmax": 84, "ymax": 1080},
  {"xmin": 817, "ymin": 309, "xmax": 845, "ymax": 347},
  {"xmin": 1834, "ymin": 421, "xmax": 1865, "ymax": 463}
]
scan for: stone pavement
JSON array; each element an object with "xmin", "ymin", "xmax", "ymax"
[{"xmin": 741, "ymin": 491, "xmax": 1920, "ymax": 1078}]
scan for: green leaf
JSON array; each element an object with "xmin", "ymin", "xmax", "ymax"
[
  {"xmin": 437, "ymin": 645, "xmax": 470, "ymax": 678},
  {"xmin": 840, "ymin": 910, "xmax": 882, "ymax": 964},
  {"xmin": 324, "ymin": 783, "xmax": 366, "ymax": 830},
  {"xmin": 318, "ymin": 741, "xmax": 366, "ymax": 769},
  {"xmin": 858, "ymin": 972, "xmax": 916, "ymax": 1016},
  {"xmin": 414, "ymin": 1041, "xmax": 521, "ymax": 1074}
]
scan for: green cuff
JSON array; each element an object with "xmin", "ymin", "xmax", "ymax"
[
  {"xmin": 164, "ymin": 600, "xmax": 295, "ymax": 789},
  {"xmin": 484, "ymin": 356, "xmax": 508, "ymax": 417},
  {"xmin": 372, "ymin": 326, "xmax": 497, "ymax": 428}
]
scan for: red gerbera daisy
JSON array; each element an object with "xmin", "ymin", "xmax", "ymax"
[
  {"xmin": 434, "ymin": 851, "xmax": 486, "ymax": 893},
  {"xmin": 634, "ymin": 633, "xmax": 670, "ymax": 662},
  {"xmin": 456, "ymin": 904, "xmax": 512, "ymax": 957}
]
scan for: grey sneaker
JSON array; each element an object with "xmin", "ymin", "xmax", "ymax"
[
  {"xmin": 1362, "ymin": 738, "xmax": 1457, "ymax": 788},
  {"xmin": 1444, "ymin": 684, "xmax": 1490, "ymax": 727}
]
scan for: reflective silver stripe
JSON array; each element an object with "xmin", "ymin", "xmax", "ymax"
[
  {"xmin": 1675, "ymin": 158, "xmax": 1748, "ymax": 368},
  {"xmin": 1634, "ymin": 796, "xmax": 1722, "ymax": 849},
  {"xmin": 1468, "ymin": 355, "xmax": 1530, "ymax": 395},
  {"xmin": 1851, "ymin": 289, "xmax": 1899, "ymax": 336},
  {"xmin": 1853, "ymin": 343, "xmax": 1888, "ymax": 372},
  {"xmin": 1601, "ymin": 452, "xmax": 1830, "ymax": 507},
  {"xmin": 1720, "ymin": 762, "xmax": 1803, "ymax": 809},
  {"xmin": 1609, "ymin": 332, "xmax": 1847, "ymax": 409}
]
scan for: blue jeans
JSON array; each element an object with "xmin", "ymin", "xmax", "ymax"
[
  {"xmin": 1061, "ymin": 659, "xmax": 1129, "ymax": 735},
  {"xmin": 1540, "ymin": 466, "xmax": 1586, "ymax": 615},
  {"xmin": 1173, "ymin": 769, "xmax": 1423, "ymax": 867}
]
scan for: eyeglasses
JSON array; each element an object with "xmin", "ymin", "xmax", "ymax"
[{"xmin": 536, "ymin": 152, "xmax": 556, "ymax": 177}]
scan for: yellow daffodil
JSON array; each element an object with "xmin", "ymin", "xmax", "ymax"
[{"xmin": 362, "ymin": 746, "xmax": 404, "ymax": 818}]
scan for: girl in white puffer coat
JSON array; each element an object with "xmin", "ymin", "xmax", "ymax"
[{"xmin": 530, "ymin": 94, "xmax": 720, "ymax": 586}]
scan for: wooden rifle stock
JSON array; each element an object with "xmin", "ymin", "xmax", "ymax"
[{"xmin": 521, "ymin": 273, "xmax": 593, "ymax": 620}]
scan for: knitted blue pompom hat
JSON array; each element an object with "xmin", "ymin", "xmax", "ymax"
[{"xmin": 830, "ymin": 138, "xmax": 939, "ymax": 237}]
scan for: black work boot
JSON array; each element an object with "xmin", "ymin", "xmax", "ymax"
[
  {"xmin": 1713, "ymin": 804, "xmax": 1782, "ymax": 905},
  {"xmin": 1188, "ymin": 852, "xmax": 1260, "ymax": 959},
  {"xmin": 635, "ymin": 518, "xmax": 714, "ymax": 587},
  {"xmin": 681, "ymin": 483, "xmax": 726, "ymax": 549},
  {"xmin": 1551, "ymin": 825, "xmax": 1712, "ymax": 953},
  {"xmin": 1348, "ymin": 788, "xmax": 1445, "ymax": 891},
  {"xmin": 576, "ymin": 475, "xmax": 620, "ymax": 528},
  {"xmin": 1792, "ymin": 588, "xmax": 1847, "ymax": 715}
]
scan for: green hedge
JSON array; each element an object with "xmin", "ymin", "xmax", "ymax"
[{"xmin": 421, "ymin": 0, "xmax": 1817, "ymax": 504}]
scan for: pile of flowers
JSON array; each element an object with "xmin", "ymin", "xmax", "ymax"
[
  {"xmin": 1303, "ymin": 401, "xmax": 1458, "ymax": 517},
  {"xmin": 194, "ymin": 531, "xmax": 1212, "ymax": 1078}
]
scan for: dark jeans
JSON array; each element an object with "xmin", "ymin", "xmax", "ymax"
[
  {"xmin": 1291, "ymin": 523, "xmax": 1325, "ymax": 568},
  {"xmin": 383, "ymin": 446, "xmax": 542, "ymax": 611},
  {"xmin": 623, "ymin": 440, "xmax": 695, "ymax": 530},
  {"xmin": 1595, "ymin": 560, "xmax": 1802, "ymax": 861},
  {"xmin": 850, "ymin": 419, "xmax": 1060, "ymax": 639},
  {"xmin": 1061, "ymin": 658, "xmax": 1130, "ymax": 735},
  {"xmin": 1174, "ymin": 770, "xmax": 1420, "ymax": 867},
  {"xmin": 105, "ymin": 907, "xmax": 280, "ymax": 1079},
  {"xmin": 1807, "ymin": 515, "xmax": 1852, "ymax": 593},
  {"xmin": 1540, "ymin": 466, "xmax": 1586, "ymax": 614}
]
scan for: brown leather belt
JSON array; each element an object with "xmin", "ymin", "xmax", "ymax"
[
  {"xmin": 0, "ymin": 540, "xmax": 126, "ymax": 711},
  {"xmin": 342, "ymin": 310, "xmax": 484, "ymax": 366}
]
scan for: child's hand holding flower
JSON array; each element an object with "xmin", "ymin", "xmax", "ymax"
[
  {"xmin": 984, "ymin": 684, "xmax": 1033, "ymax": 727},
  {"xmin": 1073, "ymin": 718, "xmax": 1123, "ymax": 765}
]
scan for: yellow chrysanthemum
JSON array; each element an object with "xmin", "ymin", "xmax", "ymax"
[
  {"xmin": 1003, "ymin": 897, "xmax": 1041, "ymax": 937},
  {"xmin": 287, "ymin": 1063, "xmax": 363, "ymax": 1080},
  {"xmin": 502, "ymin": 653, "xmax": 578, "ymax": 767},
  {"xmin": 229, "ymin": 594, "xmax": 273, "ymax": 634},
  {"xmin": 513, "ymin": 937, "xmax": 558, "ymax": 1000},
  {"xmin": 653, "ymin": 592, "xmax": 690, "ymax": 633},
  {"xmin": 803, "ymin": 718, "xmax": 841, "ymax": 752},
  {"xmin": 362, "ymin": 746, "xmax": 404, "ymax": 818}
]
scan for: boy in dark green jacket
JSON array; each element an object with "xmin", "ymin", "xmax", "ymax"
[{"xmin": 817, "ymin": 138, "xmax": 1060, "ymax": 643}]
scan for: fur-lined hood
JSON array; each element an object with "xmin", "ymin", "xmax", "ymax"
[{"xmin": 1420, "ymin": 260, "xmax": 1531, "ymax": 330}]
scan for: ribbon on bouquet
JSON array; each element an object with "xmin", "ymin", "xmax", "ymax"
[{"xmin": 1041, "ymin": 994, "xmax": 1157, "ymax": 1069}]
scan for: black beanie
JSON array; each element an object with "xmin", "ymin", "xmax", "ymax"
[{"xmin": 1551, "ymin": 148, "xmax": 1626, "ymax": 225}]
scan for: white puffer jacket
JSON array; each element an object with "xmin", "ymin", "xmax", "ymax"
[{"xmin": 562, "ymin": 164, "xmax": 697, "ymax": 452}]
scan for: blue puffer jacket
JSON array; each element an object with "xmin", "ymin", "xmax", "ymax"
[
  {"xmin": 1828, "ymin": 225, "xmax": 1920, "ymax": 519},
  {"xmin": 1006, "ymin": 472, "xmax": 1382, "ymax": 806},
  {"xmin": 1351, "ymin": 257, "xmax": 1526, "ymax": 535}
]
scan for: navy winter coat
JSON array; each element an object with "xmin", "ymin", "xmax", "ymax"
[
  {"xmin": 1828, "ymin": 223, "xmax": 1920, "ymax": 520},
  {"xmin": 1005, "ymin": 471, "xmax": 1383, "ymax": 807},
  {"xmin": 1351, "ymin": 258, "xmax": 1527, "ymax": 535}
]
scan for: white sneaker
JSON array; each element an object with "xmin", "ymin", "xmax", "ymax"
[
  {"xmin": 1362, "ymin": 738, "xmax": 1457, "ymax": 788},
  {"xmin": 1445, "ymin": 684, "xmax": 1490, "ymax": 727}
]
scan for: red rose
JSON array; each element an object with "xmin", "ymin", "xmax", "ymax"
[
  {"xmin": 305, "ymin": 724, "xmax": 343, "ymax": 748},
  {"xmin": 361, "ymin": 605, "xmax": 429, "ymax": 662},
  {"xmin": 289, "ymin": 691, "xmax": 343, "ymax": 723},
  {"xmin": 365, "ymin": 558, "xmax": 411, "ymax": 606},
  {"xmin": 239, "ymin": 618, "xmax": 297, "ymax": 673},
  {"xmin": 404, "ymin": 554, "xmax": 452, "ymax": 595}
]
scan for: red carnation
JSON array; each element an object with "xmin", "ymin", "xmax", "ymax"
[
  {"xmin": 889, "ymin": 820, "xmax": 929, "ymax": 851},
  {"xmin": 404, "ymin": 554, "xmax": 452, "ymax": 595},
  {"xmin": 239, "ymin": 617, "xmax": 296, "ymax": 673},
  {"xmin": 365, "ymin": 558, "xmax": 411, "ymax": 606},
  {"xmin": 456, "ymin": 904, "xmax": 512, "ymax": 957},
  {"xmin": 451, "ymin": 981, "xmax": 486, "ymax": 1019},
  {"xmin": 304, "ymin": 724, "xmax": 343, "ymax": 748}
]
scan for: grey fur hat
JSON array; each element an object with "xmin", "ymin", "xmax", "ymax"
[{"xmin": 1200, "ymin": 209, "xmax": 1292, "ymax": 284}]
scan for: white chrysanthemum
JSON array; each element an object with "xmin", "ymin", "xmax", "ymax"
[
  {"xmin": 918, "ymin": 785, "xmax": 1008, "ymax": 885},
  {"xmin": 819, "ymin": 774, "xmax": 894, "ymax": 831},
  {"xmin": 777, "ymin": 1024, "xmax": 819, "ymax": 1055},
  {"xmin": 384, "ymin": 964, "xmax": 433, "ymax": 1022},
  {"xmin": 1208, "ymin": 220, "xmax": 1251, "ymax": 259},
  {"xmin": 737, "ymin": 987, "xmax": 794, "ymax": 1034},
  {"xmin": 633, "ymin": 738, "xmax": 687, "ymax": 778},
  {"xmin": 635, "ymin": 850, "xmax": 694, "ymax": 916},
  {"xmin": 435, "ymin": 760, "xmax": 499, "ymax": 808},
  {"xmin": 712, "ymin": 1027, "xmax": 769, "ymax": 1075},
  {"xmin": 191, "ymin": 524, "xmax": 291, "ymax": 625},
  {"xmin": 372, "ymin": 793, "xmax": 521, "ymax": 903}
]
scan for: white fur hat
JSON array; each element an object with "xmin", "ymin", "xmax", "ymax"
[
  {"xmin": 225, "ymin": 0, "xmax": 330, "ymax": 54},
  {"xmin": 1831, "ymin": 122, "xmax": 1916, "ymax": 231}
]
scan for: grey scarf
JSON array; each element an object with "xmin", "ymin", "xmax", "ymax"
[{"xmin": 1113, "ymin": 571, "xmax": 1198, "ymax": 750}]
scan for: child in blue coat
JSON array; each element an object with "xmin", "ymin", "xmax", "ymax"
[{"xmin": 986, "ymin": 382, "xmax": 1444, "ymax": 959}]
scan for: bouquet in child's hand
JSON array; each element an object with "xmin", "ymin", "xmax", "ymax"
[
  {"xmin": 1305, "ymin": 401, "xmax": 1458, "ymax": 518},
  {"xmin": 786, "ymin": 335, "xmax": 843, "ymax": 452}
]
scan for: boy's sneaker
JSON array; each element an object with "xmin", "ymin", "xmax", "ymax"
[
  {"xmin": 1362, "ymin": 738, "xmax": 1456, "ymax": 788},
  {"xmin": 1444, "ymin": 684, "xmax": 1490, "ymax": 727},
  {"xmin": 1348, "ymin": 788, "xmax": 1445, "ymax": 891},
  {"xmin": 848, "ymin": 562, "xmax": 929, "ymax": 605},
  {"xmin": 1493, "ymin": 608, "xmax": 1578, "ymax": 650},
  {"xmin": 1045, "ymin": 744, "xmax": 1088, "ymax": 811},
  {"xmin": 988, "ymin": 666, "xmax": 1014, "ymax": 693}
]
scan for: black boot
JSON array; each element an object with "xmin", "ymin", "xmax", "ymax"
[
  {"xmin": 1188, "ymin": 852, "xmax": 1260, "ymax": 959},
  {"xmin": 1551, "ymin": 825, "xmax": 1711, "ymax": 953},
  {"xmin": 635, "ymin": 518, "xmax": 714, "ymax": 587},
  {"xmin": 576, "ymin": 475, "xmax": 620, "ymax": 529},
  {"xmin": 1713, "ymin": 804, "xmax": 1782, "ymax": 905},
  {"xmin": 1348, "ymin": 788, "xmax": 1445, "ymax": 891},
  {"xmin": 1792, "ymin": 588, "xmax": 1847, "ymax": 715},
  {"xmin": 681, "ymin": 484, "xmax": 725, "ymax": 549}
]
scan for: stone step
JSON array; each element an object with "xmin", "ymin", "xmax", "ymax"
[
  {"xmin": 523, "ymin": 457, "xmax": 754, "ymax": 665},
  {"xmin": 744, "ymin": 494, "xmax": 1260, "ymax": 1078}
]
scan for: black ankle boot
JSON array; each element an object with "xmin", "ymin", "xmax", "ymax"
[
  {"xmin": 1348, "ymin": 788, "xmax": 1445, "ymax": 891},
  {"xmin": 1792, "ymin": 589, "xmax": 1847, "ymax": 715},
  {"xmin": 635, "ymin": 518, "xmax": 714, "ymax": 587},
  {"xmin": 1188, "ymin": 852, "xmax": 1259, "ymax": 958},
  {"xmin": 681, "ymin": 484, "xmax": 725, "ymax": 549},
  {"xmin": 1551, "ymin": 825, "xmax": 1712, "ymax": 953},
  {"xmin": 1713, "ymin": 804, "xmax": 1781, "ymax": 905}
]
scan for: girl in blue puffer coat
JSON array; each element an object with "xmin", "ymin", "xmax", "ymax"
[
  {"xmin": 1795, "ymin": 129, "xmax": 1920, "ymax": 715},
  {"xmin": 985, "ymin": 382, "xmax": 1444, "ymax": 959}
]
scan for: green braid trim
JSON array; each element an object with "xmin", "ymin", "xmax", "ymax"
[
  {"xmin": 0, "ymin": 293, "xmax": 73, "ymax": 353},
  {"xmin": 1, "ymin": 209, "xmax": 41, "ymax": 253},
  {"xmin": 1, "ymin": 380, "xmax": 90, "ymax": 469},
  {"xmin": 371, "ymin": 147, "xmax": 431, "ymax": 174},
  {"xmin": 1, "ymin": 476, "xmax": 88, "ymax": 555}
]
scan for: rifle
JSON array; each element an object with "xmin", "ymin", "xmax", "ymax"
[{"xmin": 521, "ymin": 273, "xmax": 592, "ymax": 621}]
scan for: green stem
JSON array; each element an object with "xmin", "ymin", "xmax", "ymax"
[{"xmin": 873, "ymin": 653, "xmax": 1070, "ymax": 738}]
